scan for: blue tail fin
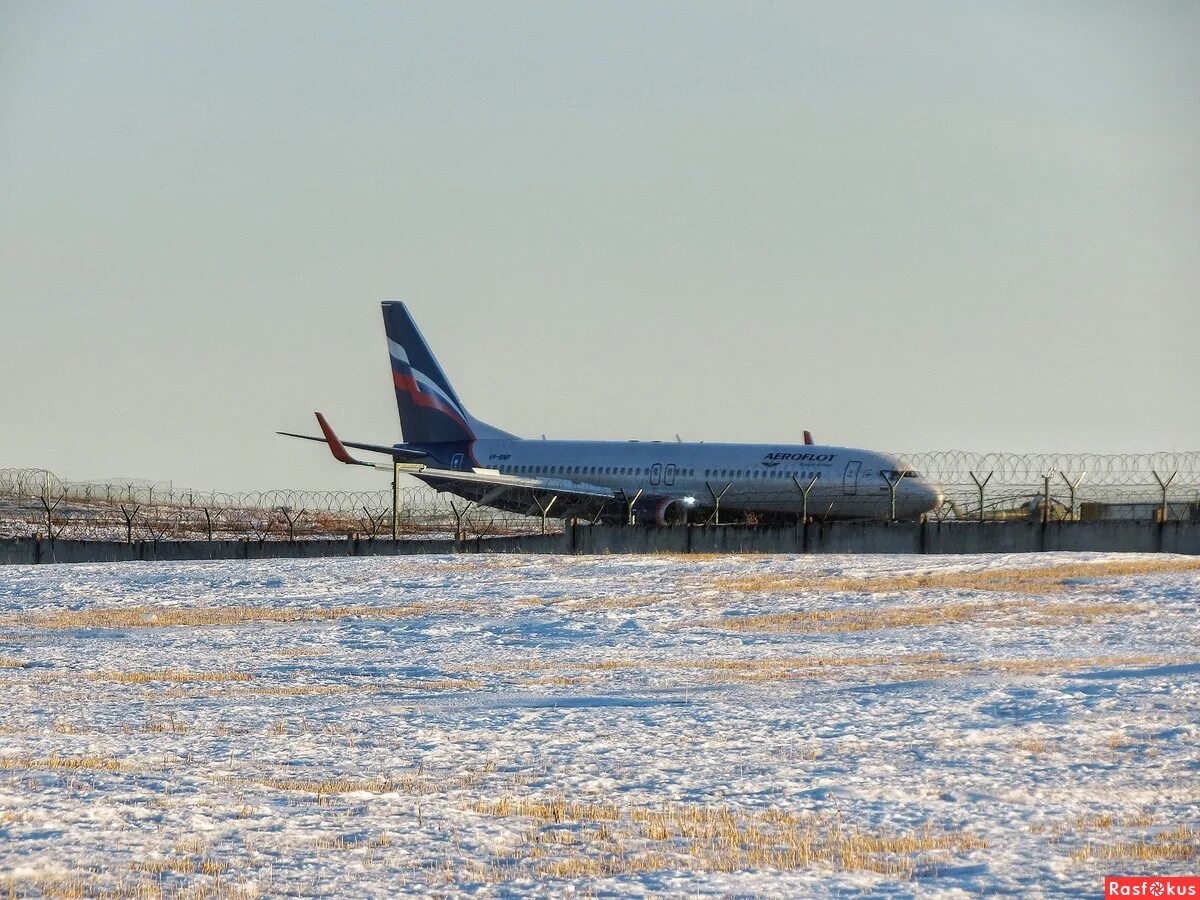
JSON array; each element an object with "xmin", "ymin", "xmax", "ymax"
[{"xmin": 381, "ymin": 301, "xmax": 513, "ymax": 444}]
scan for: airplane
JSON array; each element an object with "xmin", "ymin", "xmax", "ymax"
[{"xmin": 279, "ymin": 301, "xmax": 943, "ymax": 525}]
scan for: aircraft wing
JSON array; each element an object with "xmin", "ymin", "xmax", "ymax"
[{"xmin": 411, "ymin": 467, "xmax": 617, "ymax": 520}]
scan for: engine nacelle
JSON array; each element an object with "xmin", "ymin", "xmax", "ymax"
[{"xmin": 635, "ymin": 495, "xmax": 697, "ymax": 525}]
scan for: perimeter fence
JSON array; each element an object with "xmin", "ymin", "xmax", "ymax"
[
  {"xmin": 897, "ymin": 451, "xmax": 1200, "ymax": 523},
  {"xmin": 0, "ymin": 469, "xmax": 548, "ymax": 542},
  {"xmin": 2, "ymin": 451, "xmax": 1198, "ymax": 542}
]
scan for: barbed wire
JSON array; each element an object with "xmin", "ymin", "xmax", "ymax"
[
  {"xmin": 892, "ymin": 451, "xmax": 1200, "ymax": 519},
  {"xmin": 0, "ymin": 467, "xmax": 547, "ymax": 541},
  {"xmin": 896, "ymin": 451, "xmax": 1200, "ymax": 487}
]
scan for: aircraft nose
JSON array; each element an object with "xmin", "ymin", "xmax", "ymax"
[{"xmin": 902, "ymin": 481, "xmax": 943, "ymax": 518}]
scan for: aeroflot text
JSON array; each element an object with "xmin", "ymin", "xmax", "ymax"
[{"xmin": 762, "ymin": 453, "xmax": 836, "ymax": 462}]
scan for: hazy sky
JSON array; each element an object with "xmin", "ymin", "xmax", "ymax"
[{"xmin": 3, "ymin": 2, "xmax": 1198, "ymax": 492}]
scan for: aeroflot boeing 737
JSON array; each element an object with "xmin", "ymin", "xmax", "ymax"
[{"xmin": 280, "ymin": 302, "xmax": 943, "ymax": 524}]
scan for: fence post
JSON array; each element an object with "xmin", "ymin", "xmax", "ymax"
[
  {"xmin": 883, "ymin": 471, "xmax": 908, "ymax": 522},
  {"xmin": 705, "ymin": 482, "xmax": 732, "ymax": 525},
  {"xmin": 1059, "ymin": 471, "xmax": 1085, "ymax": 521},
  {"xmin": 532, "ymin": 495, "xmax": 558, "ymax": 535},
  {"xmin": 448, "ymin": 500, "xmax": 472, "ymax": 544},
  {"xmin": 619, "ymin": 489, "xmax": 643, "ymax": 526},
  {"xmin": 791, "ymin": 474, "xmax": 819, "ymax": 525},
  {"xmin": 969, "ymin": 471, "xmax": 993, "ymax": 523},
  {"xmin": 120, "ymin": 504, "xmax": 140, "ymax": 544},
  {"xmin": 279, "ymin": 507, "xmax": 304, "ymax": 542},
  {"xmin": 392, "ymin": 462, "xmax": 400, "ymax": 542},
  {"xmin": 1152, "ymin": 471, "xmax": 1177, "ymax": 523}
]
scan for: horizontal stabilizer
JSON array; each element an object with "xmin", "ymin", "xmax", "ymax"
[{"xmin": 276, "ymin": 412, "xmax": 428, "ymax": 465}]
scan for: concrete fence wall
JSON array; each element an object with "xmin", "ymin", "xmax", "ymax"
[
  {"xmin": 0, "ymin": 534, "xmax": 566, "ymax": 566},
  {"xmin": 1, "ymin": 521, "xmax": 1197, "ymax": 565}
]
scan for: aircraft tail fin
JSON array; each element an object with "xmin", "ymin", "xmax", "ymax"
[{"xmin": 381, "ymin": 301, "xmax": 514, "ymax": 444}]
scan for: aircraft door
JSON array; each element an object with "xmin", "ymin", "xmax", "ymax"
[
  {"xmin": 650, "ymin": 463, "xmax": 662, "ymax": 485},
  {"xmin": 664, "ymin": 464, "xmax": 676, "ymax": 486},
  {"xmin": 843, "ymin": 460, "xmax": 861, "ymax": 495}
]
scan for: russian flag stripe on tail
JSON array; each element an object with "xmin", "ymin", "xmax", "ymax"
[{"xmin": 381, "ymin": 301, "xmax": 515, "ymax": 445}]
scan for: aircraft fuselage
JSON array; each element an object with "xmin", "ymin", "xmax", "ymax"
[{"xmin": 417, "ymin": 438, "xmax": 941, "ymax": 521}]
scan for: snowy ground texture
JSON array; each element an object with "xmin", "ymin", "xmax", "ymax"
[{"xmin": 1, "ymin": 553, "xmax": 1198, "ymax": 898}]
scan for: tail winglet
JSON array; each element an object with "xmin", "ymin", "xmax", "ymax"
[{"xmin": 315, "ymin": 412, "xmax": 369, "ymax": 466}]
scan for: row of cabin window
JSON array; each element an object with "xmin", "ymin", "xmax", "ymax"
[
  {"xmin": 500, "ymin": 464, "xmax": 698, "ymax": 477},
  {"xmin": 497, "ymin": 464, "xmax": 822, "ymax": 482},
  {"xmin": 705, "ymin": 469, "xmax": 823, "ymax": 481}
]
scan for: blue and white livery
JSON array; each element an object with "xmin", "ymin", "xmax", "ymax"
[{"xmin": 279, "ymin": 301, "xmax": 943, "ymax": 523}]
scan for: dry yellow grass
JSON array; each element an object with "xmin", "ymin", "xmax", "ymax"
[
  {"xmin": 1071, "ymin": 825, "xmax": 1198, "ymax": 862},
  {"xmin": 175, "ymin": 836, "xmax": 208, "ymax": 855},
  {"xmin": 1013, "ymin": 737, "xmax": 1054, "ymax": 755},
  {"xmin": 983, "ymin": 656, "xmax": 1171, "ymax": 675},
  {"xmin": 236, "ymin": 765, "xmax": 500, "ymax": 799},
  {"xmin": 0, "ymin": 752, "xmax": 126, "ymax": 772},
  {"xmin": 1034, "ymin": 811, "xmax": 1161, "ymax": 837},
  {"xmin": 410, "ymin": 677, "xmax": 484, "ymax": 691},
  {"xmin": 515, "ymin": 674, "xmax": 593, "ymax": 687},
  {"xmin": 472, "ymin": 795, "xmax": 622, "ymax": 823},
  {"xmin": 238, "ymin": 684, "xmax": 347, "ymax": 697},
  {"xmin": 713, "ymin": 558, "xmax": 1200, "ymax": 597},
  {"xmin": 253, "ymin": 774, "xmax": 404, "ymax": 796},
  {"xmin": 562, "ymin": 595, "xmax": 667, "ymax": 611},
  {"xmin": 121, "ymin": 676, "xmax": 483, "ymax": 701},
  {"xmin": 700, "ymin": 598, "xmax": 1143, "ymax": 634},
  {"xmin": 0, "ymin": 656, "xmax": 29, "ymax": 669},
  {"xmin": 0, "ymin": 869, "xmax": 259, "ymax": 899},
  {"xmin": 473, "ymin": 796, "xmax": 988, "ymax": 879},
  {"xmin": 129, "ymin": 855, "xmax": 231, "ymax": 876},
  {"xmin": 2, "ymin": 602, "xmax": 435, "ymax": 631},
  {"xmin": 315, "ymin": 833, "xmax": 394, "ymax": 851},
  {"xmin": 90, "ymin": 669, "xmax": 254, "ymax": 685},
  {"xmin": 268, "ymin": 647, "xmax": 328, "ymax": 659},
  {"xmin": 489, "ymin": 653, "xmax": 940, "ymax": 674},
  {"xmin": 486, "ymin": 653, "xmax": 1186, "ymax": 686}
]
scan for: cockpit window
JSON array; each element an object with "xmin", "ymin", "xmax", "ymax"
[{"xmin": 880, "ymin": 469, "xmax": 921, "ymax": 481}]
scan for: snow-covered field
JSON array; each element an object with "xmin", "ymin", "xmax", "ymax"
[{"xmin": 0, "ymin": 553, "xmax": 1197, "ymax": 897}]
